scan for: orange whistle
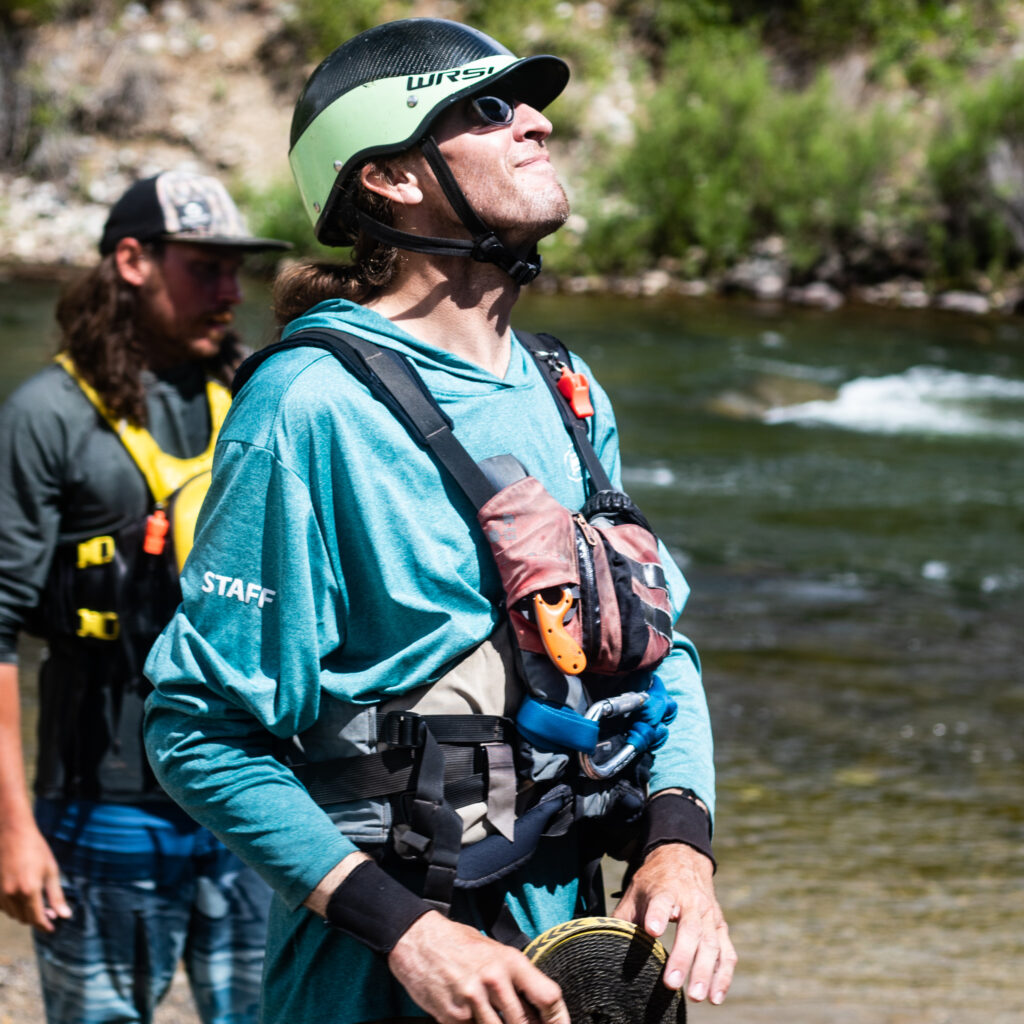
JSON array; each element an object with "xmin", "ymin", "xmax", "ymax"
[
  {"xmin": 557, "ymin": 367, "xmax": 594, "ymax": 419},
  {"xmin": 533, "ymin": 588, "xmax": 587, "ymax": 675},
  {"xmin": 144, "ymin": 508, "xmax": 169, "ymax": 556}
]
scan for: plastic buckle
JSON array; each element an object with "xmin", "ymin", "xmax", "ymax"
[
  {"xmin": 76, "ymin": 535, "xmax": 115, "ymax": 569},
  {"xmin": 471, "ymin": 233, "xmax": 503, "ymax": 262},
  {"xmin": 507, "ymin": 259, "xmax": 541, "ymax": 285},
  {"xmin": 392, "ymin": 820, "xmax": 432, "ymax": 859},
  {"xmin": 76, "ymin": 609, "xmax": 120, "ymax": 641},
  {"xmin": 381, "ymin": 711, "xmax": 428, "ymax": 748}
]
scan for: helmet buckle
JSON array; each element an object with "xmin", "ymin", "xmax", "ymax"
[{"xmin": 471, "ymin": 233, "xmax": 503, "ymax": 262}]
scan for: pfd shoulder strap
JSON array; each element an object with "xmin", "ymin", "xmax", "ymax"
[
  {"xmin": 233, "ymin": 328, "xmax": 613, "ymax": 507},
  {"xmin": 516, "ymin": 331, "xmax": 615, "ymax": 496},
  {"xmin": 55, "ymin": 353, "xmax": 231, "ymax": 504}
]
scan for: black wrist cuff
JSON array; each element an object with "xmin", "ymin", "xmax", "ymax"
[
  {"xmin": 324, "ymin": 860, "xmax": 433, "ymax": 954},
  {"xmin": 641, "ymin": 791, "xmax": 716, "ymax": 871}
]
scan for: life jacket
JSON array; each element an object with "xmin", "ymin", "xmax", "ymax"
[
  {"xmin": 233, "ymin": 330, "xmax": 679, "ymax": 931},
  {"xmin": 30, "ymin": 354, "xmax": 231, "ymax": 802}
]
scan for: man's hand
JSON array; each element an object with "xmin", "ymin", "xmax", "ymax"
[
  {"xmin": 0, "ymin": 817, "xmax": 70, "ymax": 932},
  {"xmin": 388, "ymin": 910, "xmax": 570, "ymax": 1024},
  {"xmin": 613, "ymin": 843, "xmax": 736, "ymax": 1005},
  {"xmin": 0, "ymin": 666, "xmax": 70, "ymax": 932}
]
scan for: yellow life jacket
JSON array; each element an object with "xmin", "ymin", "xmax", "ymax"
[{"xmin": 55, "ymin": 352, "xmax": 231, "ymax": 573}]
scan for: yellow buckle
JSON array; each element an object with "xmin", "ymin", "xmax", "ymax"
[
  {"xmin": 76, "ymin": 535, "xmax": 115, "ymax": 569},
  {"xmin": 76, "ymin": 609, "xmax": 119, "ymax": 640}
]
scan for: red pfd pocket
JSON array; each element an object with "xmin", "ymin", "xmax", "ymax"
[{"xmin": 478, "ymin": 478, "xmax": 674, "ymax": 676}]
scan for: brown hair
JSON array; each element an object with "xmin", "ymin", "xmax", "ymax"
[
  {"xmin": 54, "ymin": 246, "xmax": 242, "ymax": 426},
  {"xmin": 272, "ymin": 175, "xmax": 399, "ymax": 326}
]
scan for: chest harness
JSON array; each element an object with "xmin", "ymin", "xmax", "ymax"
[
  {"xmin": 235, "ymin": 330, "xmax": 679, "ymax": 929},
  {"xmin": 31, "ymin": 355, "xmax": 230, "ymax": 801}
]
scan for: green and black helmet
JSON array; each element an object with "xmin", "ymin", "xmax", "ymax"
[{"xmin": 288, "ymin": 18, "xmax": 570, "ymax": 283}]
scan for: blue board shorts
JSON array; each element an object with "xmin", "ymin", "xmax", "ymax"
[{"xmin": 33, "ymin": 799, "xmax": 271, "ymax": 1024}]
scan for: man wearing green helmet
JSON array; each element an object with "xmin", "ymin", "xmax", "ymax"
[{"xmin": 143, "ymin": 18, "xmax": 735, "ymax": 1024}]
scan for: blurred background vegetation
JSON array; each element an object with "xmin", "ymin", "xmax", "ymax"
[{"xmin": 5, "ymin": 0, "xmax": 1024, "ymax": 292}]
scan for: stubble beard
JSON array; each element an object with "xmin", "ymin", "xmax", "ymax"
[{"xmin": 451, "ymin": 163, "xmax": 571, "ymax": 251}]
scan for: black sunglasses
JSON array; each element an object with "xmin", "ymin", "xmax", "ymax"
[{"xmin": 470, "ymin": 95, "xmax": 516, "ymax": 127}]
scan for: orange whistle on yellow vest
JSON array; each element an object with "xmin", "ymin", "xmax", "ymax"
[
  {"xmin": 533, "ymin": 588, "xmax": 587, "ymax": 675},
  {"xmin": 143, "ymin": 508, "xmax": 170, "ymax": 556}
]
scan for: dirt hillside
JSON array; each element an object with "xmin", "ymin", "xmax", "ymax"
[{"xmin": 1, "ymin": 0, "xmax": 299, "ymax": 268}]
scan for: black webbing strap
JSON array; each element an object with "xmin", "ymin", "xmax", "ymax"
[
  {"xmin": 293, "ymin": 746, "xmax": 485, "ymax": 807},
  {"xmin": 516, "ymin": 331, "xmax": 615, "ymax": 495},
  {"xmin": 235, "ymin": 327, "xmax": 614, "ymax": 505},
  {"xmin": 378, "ymin": 711, "xmax": 508, "ymax": 747},
  {"xmin": 293, "ymin": 712, "xmax": 508, "ymax": 806},
  {"xmin": 354, "ymin": 210, "xmax": 476, "ymax": 260},
  {"xmin": 404, "ymin": 725, "xmax": 464, "ymax": 912},
  {"xmin": 239, "ymin": 329, "xmax": 500, "ymax": 511},
  {"xmin": 344, "ymin": 336, "xmax": 498, "ymax": 510}
]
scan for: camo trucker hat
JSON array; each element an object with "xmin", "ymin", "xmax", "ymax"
[{"xmin": 99, "ymin": 170, "xmax": 290, "ymax": 255}]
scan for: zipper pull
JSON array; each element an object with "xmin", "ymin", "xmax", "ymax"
[
  {"xmin": 573, "ymin": 513, "xmax": 599, "ymax": 546},
  {"xmin": 144, "ymin": 507, "xmax": 169, "ymax": 556},
  {"xmin": 557, "ymin": 366, "xmax": 594, "ymax": 419}
]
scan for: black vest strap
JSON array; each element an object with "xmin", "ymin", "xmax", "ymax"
[
  {"xmin": 515, "ymin": 331, "xmax": 615, "ymax": 495},
  {"xmin": 235, "ymin": 329, "xmax": 497, "ymax": 510},
  {"xmin": 234, "ymin": 327, "xmax": 614, "ymax": 509},
  {"xmin": 343, "ymin": 334, "xmax": 498, "ymax": 510}
]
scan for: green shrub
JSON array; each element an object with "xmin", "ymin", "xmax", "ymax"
[
  {"xmin": 926, "ymin": 61, "xmax": 1024, "ymax": 283},
  {"xmin": 282, "ymin": 0, "xmax": 415, "ymax": 60},
  {"xmin": 576, "ymin": 28, "xmax": 909, "ymax": 276},
  {"xmin": 235, "ymin": 178, "xmax": 337, "ymax": 271},
  {"xmin": 459, "ymin": 0, "xmax": 618, "ymax": 83}
]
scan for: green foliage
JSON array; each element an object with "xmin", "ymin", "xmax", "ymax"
[
  {"xmin": 576, "ymin": 29, "xmax": 909, "ymax": 276},
  {"xmin": 0, "ymin": 0, "xmax": 129, "ymax": 25},
  {"xmin": 613, "ymin": 1, "xmax": 1007, "ymax": 90},
  {"xmin": 458, "ymin": 0, "xmax": 618, "ymax": 82},
  {"xmin": 0, "ymin": 0, "xmax": 67, "ymax": 24},
  {"xmin": 282, "ymin": 0, "xmax": 415, "ymax": 60},
  {"xmin": 926, "ymin": 61, "xmax": 1024, "ymax": 282},
  {"xmin": 235, "ymin": 178, "xmax": 337, "ymax": 266}
]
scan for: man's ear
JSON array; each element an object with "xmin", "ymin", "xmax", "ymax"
[
  {"xmin": 113, "ymin": 238, "xmax": 153, "ymax": 287},
  {"xmin": 360, "ymin": 161, "xmax": 423, "ymax": 206}
]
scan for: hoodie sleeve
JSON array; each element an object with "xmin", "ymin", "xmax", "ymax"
[{"xmin": 144, "ymin": 434, "xmax": 355, "ymax": 908}]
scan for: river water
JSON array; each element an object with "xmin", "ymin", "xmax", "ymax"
[{"xmin": 1, "ymin": 277, "xmax": 1021, "ymax": 1023}]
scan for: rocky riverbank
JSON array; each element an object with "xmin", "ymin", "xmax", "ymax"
[
  {"xmin": 3, "ymin": 168, "xmax": 1018, "ymax": 317},
  {"xmin": 0, "ymin": 0, "xmax": 292, "ymax": 267},
  {"xmin": 3, "ymin": 1, "xmax": 1023, "ymax": 319}
]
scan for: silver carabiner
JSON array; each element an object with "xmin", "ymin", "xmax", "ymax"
[{"xmin": 578, "ymin": 691, "xmax": 649, "ymax": 780}]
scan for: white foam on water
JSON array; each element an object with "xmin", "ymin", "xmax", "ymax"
[
  {"xmin": 624, "ymin": 465, "xmax": 677, "ymax": 488},
  {"xmin": 763, "ymin": 365, "xmax": 1024, "ymax": 438}
]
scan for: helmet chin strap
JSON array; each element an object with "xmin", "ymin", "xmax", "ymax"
[{"xmin": 352, "ymin": 136, "xmax": 542, "ymax": 286}]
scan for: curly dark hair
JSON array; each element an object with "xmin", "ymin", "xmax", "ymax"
[{"xmin": 54, "ymin": 245, "xmax": 242, "ymax": 426}]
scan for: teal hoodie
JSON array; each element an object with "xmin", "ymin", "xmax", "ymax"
[{"xmin": 143, "ymin": 299, "xmax": 714, "ymax": 1022}]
